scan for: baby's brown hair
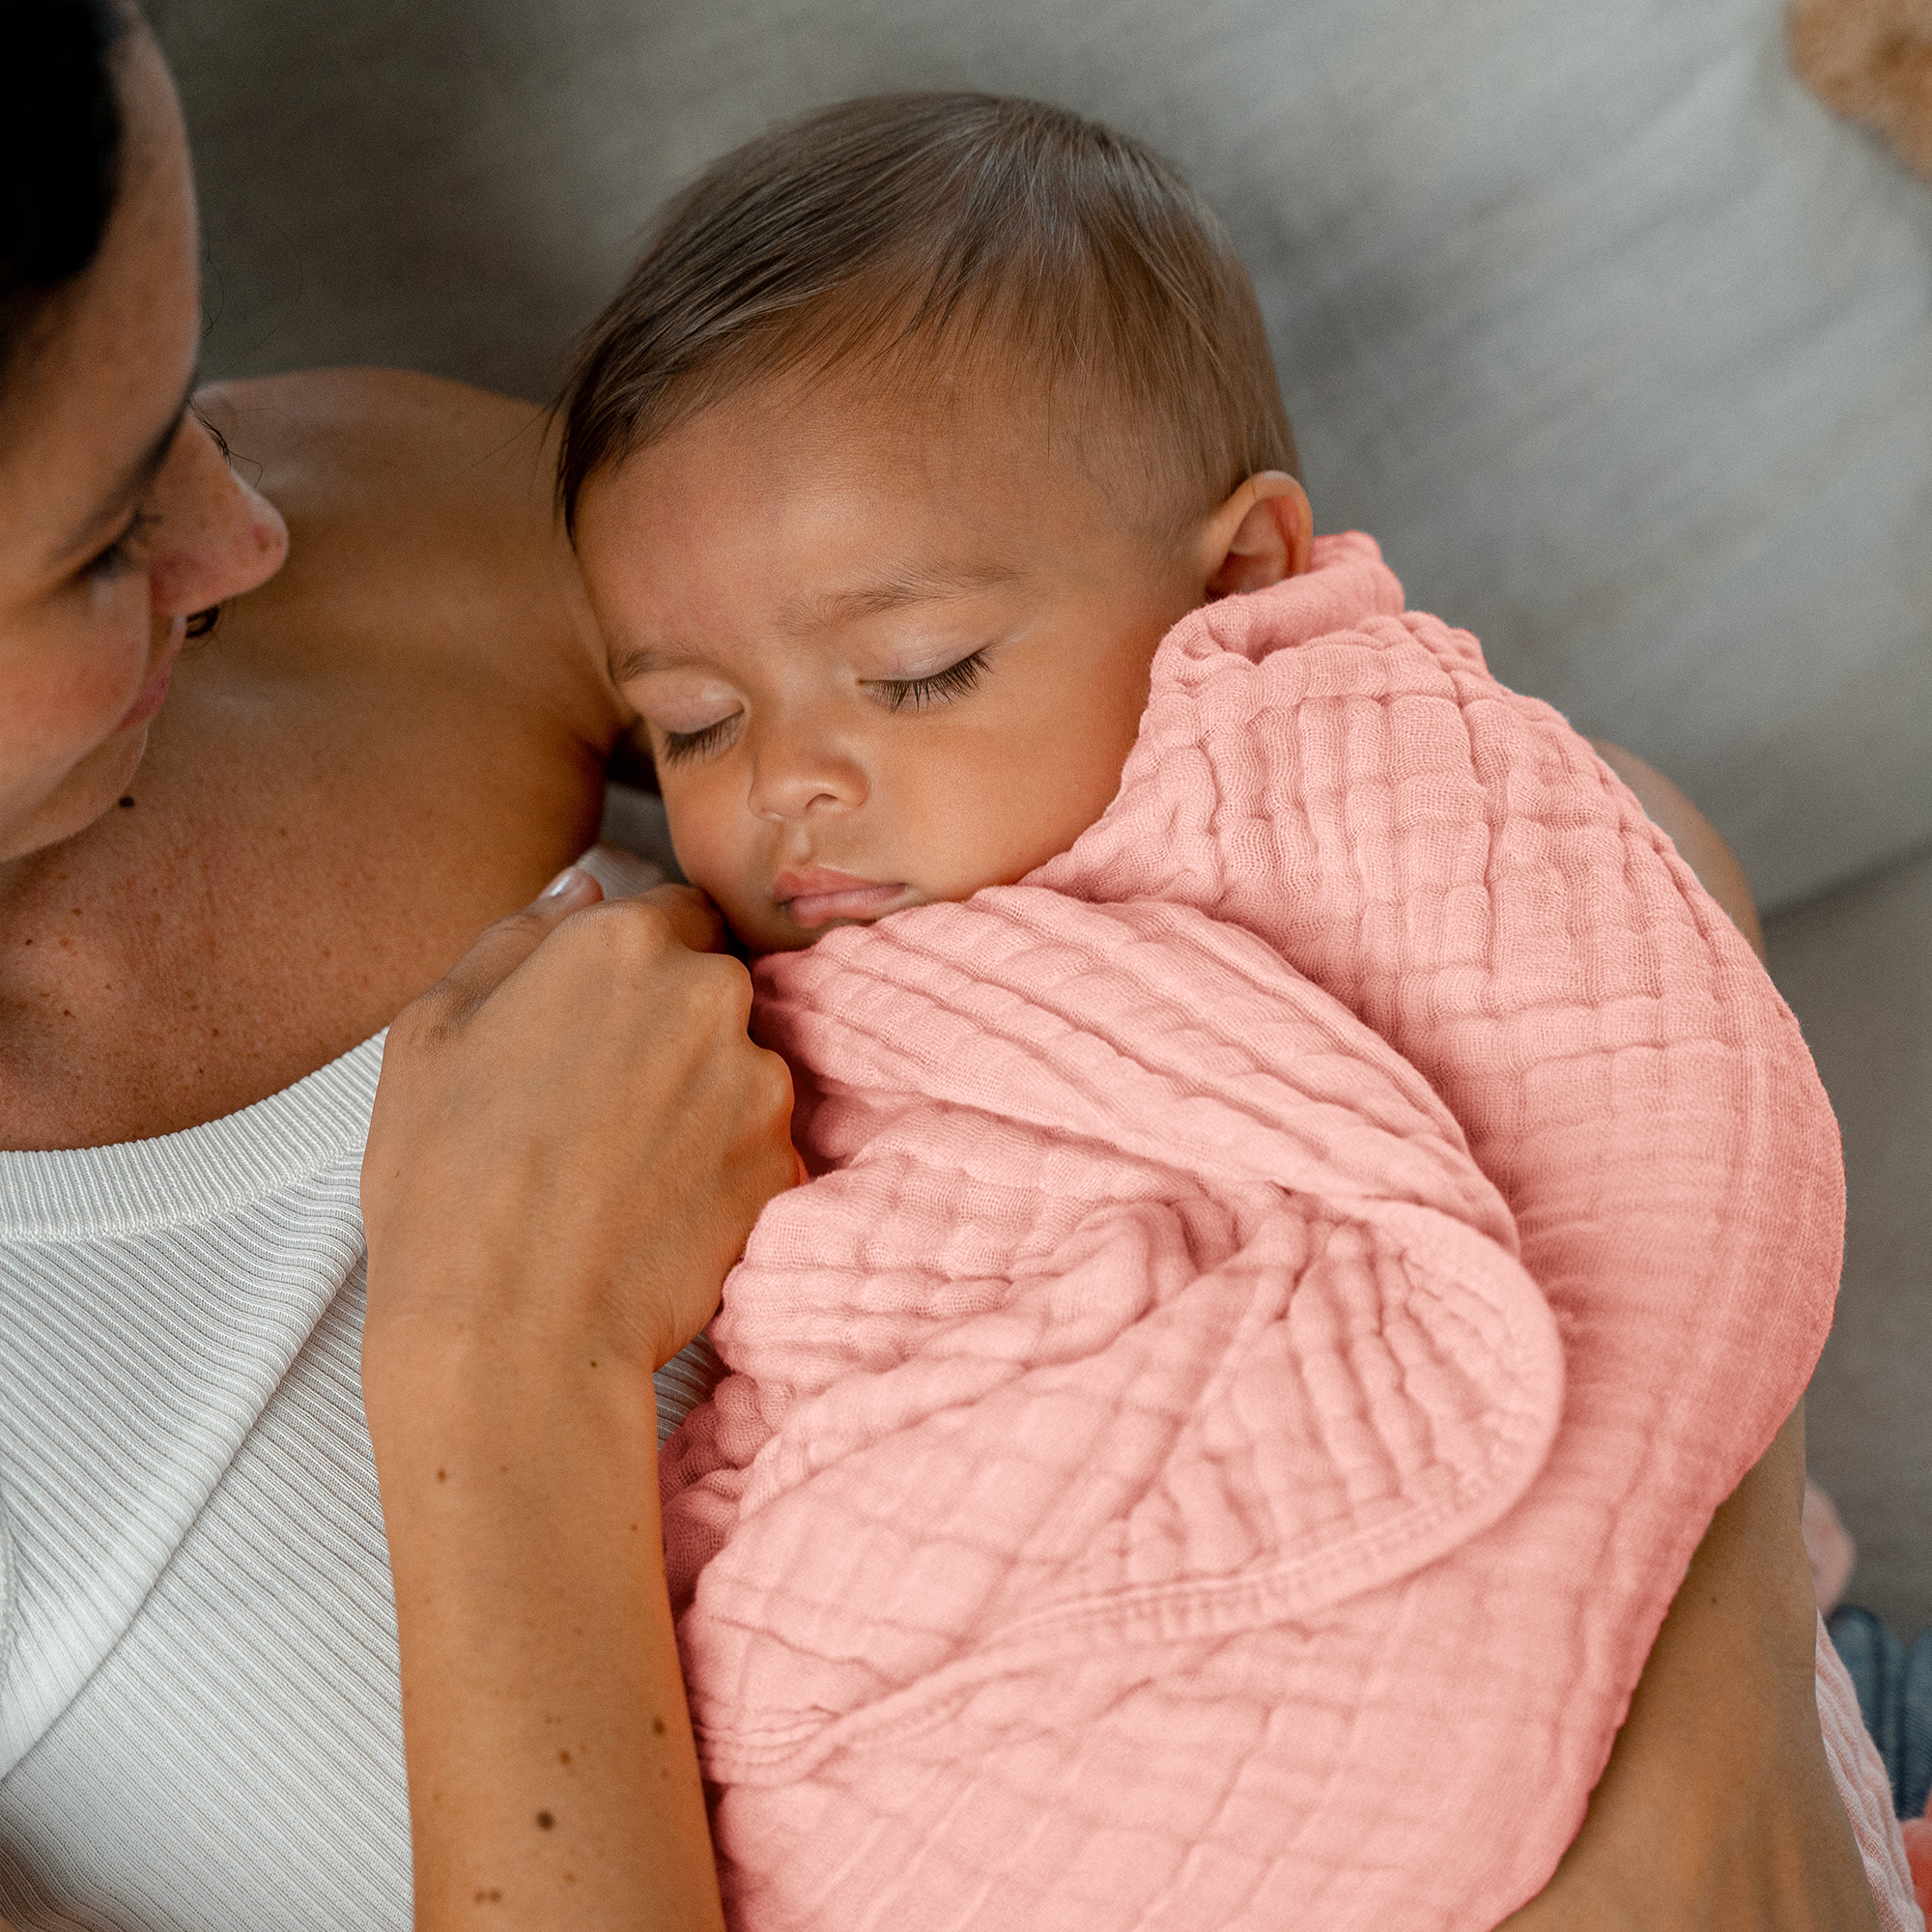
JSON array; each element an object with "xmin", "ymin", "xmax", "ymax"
[{"xmin": 558, "ymin": 91, "xmax": 1296, "ymax": 545}]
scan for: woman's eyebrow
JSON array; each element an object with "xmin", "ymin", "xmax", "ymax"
[{"xmin": 49, "ymin": 375, "xmax": 198, "ymax": 568}]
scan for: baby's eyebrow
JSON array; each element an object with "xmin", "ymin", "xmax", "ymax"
[
  {"xmin": 607, "ymin": 562, "xmax": 1026, "ymax": 683},
  {"xmin": 607, "ymin": 642, "xmax": 705, "ymax": 683},
  {"xmin": 787, "ymin": 560, "xmax": 1023, "ymax": 628}
]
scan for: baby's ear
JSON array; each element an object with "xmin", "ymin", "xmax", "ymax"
[{"xmin": 1204, "ymin": 473, "xmax": 1313, "ymax": 599}]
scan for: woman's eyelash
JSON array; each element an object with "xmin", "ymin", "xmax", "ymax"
[
  {"xmin": 83, "ymin": 508, "xmax": 160, "ymax": 585},
  {"xmin": 874, "ymin": 648, "xmax": 989, "ymax": 713},
  {"xmin": 655, "ymin": 716, "xmax": 739, "ymax": 768}
]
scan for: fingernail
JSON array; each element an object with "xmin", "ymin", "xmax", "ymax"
[{"xmin": 540, "ymin": 866, "xmax": 588, "ymax": 900}]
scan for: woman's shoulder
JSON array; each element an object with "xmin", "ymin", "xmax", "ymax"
[
  {"xmin": 195, "ymin": 368, "xmax": 617, "ymax": 715},
  {"xmin": 0, "ymin": 370, "xmax": 633, "ymax": 1145},
  {"xmin": 199, "ymin": 367, "xmax": 551, "ymax": 504}
]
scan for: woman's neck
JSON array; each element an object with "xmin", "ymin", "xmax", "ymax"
[{"xmin": 0, "ymin": 643, "xmax": 609, "ymax": 1151}]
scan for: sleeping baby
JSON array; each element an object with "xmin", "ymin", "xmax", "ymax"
[{"xmin": 563, "ymin": 93, "xmax": 1850, "ymax": 1930}]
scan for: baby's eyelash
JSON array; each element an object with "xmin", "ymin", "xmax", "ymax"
[
  {"xmin": 82, "ymin": 508, "xmax": 161, "ymax": 587},
  {"xmin": 655, "ymin": 715, "xmax": 739, "ymax": 768},
  {"xmin": 650, "ymin": 648, "xmax": 989, "ymax": 764},
  {"xmin": 874, "ymin": 648, "xmax": 989, "ymax": 714}
]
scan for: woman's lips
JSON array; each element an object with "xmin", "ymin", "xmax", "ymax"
[{"xmin": 773, "ymin": 867, "xmax": 910, "ymax": 928}]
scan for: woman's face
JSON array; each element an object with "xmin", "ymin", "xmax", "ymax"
[{"xmin": 0, "ymin": 27, "xmax": 288, "ymax": 869}]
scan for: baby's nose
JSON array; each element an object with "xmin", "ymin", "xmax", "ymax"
[{"xmin": 748, "ymin": 730, "xmax": 867, "ymax": 822}]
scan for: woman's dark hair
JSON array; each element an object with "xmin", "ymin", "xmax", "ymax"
[{"xmin": 1, "ymin": 0, "xmax": 129, "ymax": 395}]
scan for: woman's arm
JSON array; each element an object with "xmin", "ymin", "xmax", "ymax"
[
  {"xmin": 1503, "ymin": 1405, "xmax": 1878, "ymax": 1931},
  {"xmin": 1500, "ymin": 743, "xmax": 1876, "ymax": 1929},
  {"xmin": 362, "ymin": 872, "xmax": 795, "ymax": 1929}
]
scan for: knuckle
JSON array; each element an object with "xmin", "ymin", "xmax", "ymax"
[
  {"xmin": 690, "ymin": 952, "xmax": 752, "ymax": 1018},
  {"xmin": 752, "ymin": 1048, "xmax": 795, "ymax": 1118},
  {"xmin": 648, "ymin": 883, "xmax": 712, "ymax": 924},
  {"xmin": 386, "ymin": 989, "xmax": 450, "ymax": 1052},
  {"xmin": 491, "ymin": 906, "xmax": 552, "ymax": 947},
  {"xmin": 592, "ymin": 895, "xmax": 676, "ymax": 964}
]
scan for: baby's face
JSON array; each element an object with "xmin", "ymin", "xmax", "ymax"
[{"xmin": 577, "ymin": 366, "xmax": 1213, "ymax": 952}]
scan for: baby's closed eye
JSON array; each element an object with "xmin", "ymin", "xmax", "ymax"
[
  {"xmin": 655, "ymin": 715, "xmax": 741, "ymax": 767},
  {"xmin": 866, "ymin": 646, "xmax": 989, "ymax": 713}
]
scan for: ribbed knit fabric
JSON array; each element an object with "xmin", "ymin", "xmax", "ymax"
[
  {"xmin": 0, "ymin": 1032, "xmax": 725, "ymax": 1931},
  {"xmin": 0, "ymin": 1035, "xmax": 404, "ymax": 1930}
]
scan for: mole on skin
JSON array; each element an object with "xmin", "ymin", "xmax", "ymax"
[{"xmin": 536, "ymin": 1810, "xmax": 554, "ymax": 1830}]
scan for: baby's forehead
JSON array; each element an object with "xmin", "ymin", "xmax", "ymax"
[{"xmin": 655, "ymin": 345, "xmax": 1188, "ymax": 561}]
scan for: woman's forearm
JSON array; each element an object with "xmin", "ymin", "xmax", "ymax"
[
  {"xmin": 1503, "ymin": 751, "xmax": 1878, "ymax": 1926},
  {"xmin": 1502, "ymin": 1406, "xmax": 1878, "ymax": 1930},
  {"xmin": 374, "ymin": 1346, "xmax": 723, "ymax": 1931},
  {"xmin": 360, "ymin": 875, "xmax": 798, "ymax": 1931}
]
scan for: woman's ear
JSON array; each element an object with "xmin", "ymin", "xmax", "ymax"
[{"xmin": 1203, "ymin": 472, "xmax": 1314, "ymax": 599}]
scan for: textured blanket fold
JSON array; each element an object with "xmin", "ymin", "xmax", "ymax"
[{"xmin": 661, "ymin": 533, "xmax": 1845, "ymax": 1928}]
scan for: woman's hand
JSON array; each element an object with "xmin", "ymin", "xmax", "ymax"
[
  {"xmin": 360, "ymin": 867, "xmax": 796, "ymax": 1930},
  {"xmin": 361, "ymin": 865, "xmax": 796, "ymax": 1377},
  {"xmin": 1500, "ymin": 1406, "xmax": 1881, "ymax": 1932}
]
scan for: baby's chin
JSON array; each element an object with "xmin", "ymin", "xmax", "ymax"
[
  {"xmin": 732, "ymin": 892, "xmax": 951, "ymax": 957},
  {"xmin": 736, "ymin": 910, "xmax": 891, "ymax": 956}
]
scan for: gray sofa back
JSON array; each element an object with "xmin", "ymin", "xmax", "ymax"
[{"xmin": 161, "ymin": 0, "xmax": 1932, "ymax": 911}]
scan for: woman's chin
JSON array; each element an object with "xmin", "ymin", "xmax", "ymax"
[{"xmin": 0, "ymin": 726, "xmax": 151, "ymax": 867}]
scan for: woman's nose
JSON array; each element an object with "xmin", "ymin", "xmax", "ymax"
[
  {"xmin": 747, "ymin": 721, "xmax": 867, "ymax": 823},
  {"xmin": 144, "ymin": 414, "xmax": 290, "ymax": 617}
]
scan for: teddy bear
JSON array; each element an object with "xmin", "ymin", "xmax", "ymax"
[{"xmin": 1791, "ymin": 0, "xmax": 1932, "ymax": 177}]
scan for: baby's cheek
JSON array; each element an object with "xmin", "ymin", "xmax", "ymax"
[
  {"xmin": 1023, "ymin": 731, "xmax": 1139, "ymax": 874},
  {"xmin": 917, "ymin": 773, "xmax": 1104, "ymax": 897},
  {"xmin": 658, "ymin": 785, "xmax": 764, "ymax": 928},
  {"xmin": 655, "ymin": 786, "xmax": 720, "ymax": 892}
]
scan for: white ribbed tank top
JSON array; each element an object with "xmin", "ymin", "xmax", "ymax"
[{"xmin": 0, "ymin": 1030, "xmax": 722, "ymax": 1931}]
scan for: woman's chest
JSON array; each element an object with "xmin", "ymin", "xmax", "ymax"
[{"xmin": 0, "ymin": 656, "xmax": 606, "ymax": 1150}]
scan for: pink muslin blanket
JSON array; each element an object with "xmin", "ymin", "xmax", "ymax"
[{"xmin": 661, "ymin": 535, "xmax": 1859, "ymax": 1927}]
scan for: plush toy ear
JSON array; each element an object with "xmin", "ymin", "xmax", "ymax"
[{"xmin": 1790, "ymin": 0, "xmax": 1932, "ymax": 181}]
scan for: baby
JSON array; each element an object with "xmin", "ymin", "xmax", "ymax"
[
  {"xmin": 565, "ymin": 96, "xmax": 1310, "ymax": 958},
  {"xmin": 562, "ymin": 96, "xmax": 1853, "ymax": 1931}
]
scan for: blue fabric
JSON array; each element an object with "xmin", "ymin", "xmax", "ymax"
[{"xmin": 1829, "ymin": 1605, "xmax": 1932, "ymax": 1821}]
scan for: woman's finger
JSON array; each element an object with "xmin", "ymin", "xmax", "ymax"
[
  {"xmin": 364, "ymin": 867, "xmax": 792, "ymax": 1378},
  {"xmin": 634, "ymin": 882, "xmax": 728, "ymax": 955},
  {"xmin": 408, "ymin": 864, "xmax": 604, "ymax": 1032}
]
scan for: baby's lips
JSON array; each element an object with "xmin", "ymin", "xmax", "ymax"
[{"xmin": 790, "ymin": 1144, "xmax": 810, "ymax": 1188}]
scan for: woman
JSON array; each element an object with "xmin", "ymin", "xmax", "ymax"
[{"xmin": 0, "ymin": 4, "xmax": 1900, "ymax": 1927}]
